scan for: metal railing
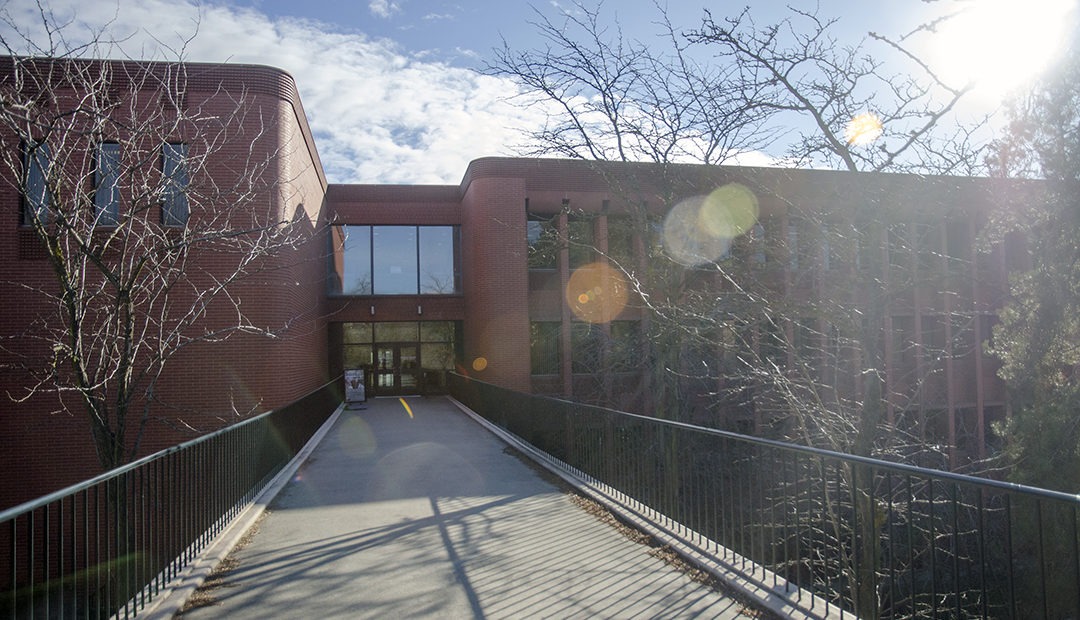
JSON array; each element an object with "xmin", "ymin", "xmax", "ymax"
[
  {"xmin": 0, "ymin": 378, "xmax": 342, "ymax": 619},
  {"xmin": 450, "ymin": 373, "xmax": 1080, "ymax": 619}
]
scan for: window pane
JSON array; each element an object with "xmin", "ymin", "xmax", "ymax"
[
  {"xmin": 420, "ymin": 321, "xmax": 454, "ymax": 342},
  {"xmin": 530, "ymin": 322, "xmax": 561, "ymax": 375},
  {"xmin": 568, "ymin": 218, "xmax": 594, "ymax": 268},
  {"xmin": 343, "ymin": 322, "xmax": 373, "ymax": 344},
  {"xmin": 571, "ymin": 322, "xmax": 602, "ymax": 374},
  {"xmin": 373, "ymin": 226, "xmax": 418, "ymax": 294},
  {"xmin": 22, "ymin": 142, "xmax": 50, "ymax": 225},
  {"xmin": 607, "ymin": 217, "xmax": 634, "ymax": 267},
  {"xmin": 374, "ymin": 321, "xmax": 418, "ymax": 342},
  {"xmin": 331, "ymin": 225, "xmax": 372, "ymax": 295},
  {"xmin": 419, "ymin": 227, "xmax": 459, "ymax": 294},
  {"xmin": 162, "ymin": 143, "xmax": 190, "ymax": 226},
  {"xmin": 527, "ymin": 216, "xmax": 557, "ymax": 269},
  {"xmin": 344, "ymin": 345, "xmax": 372, "ymax": 368},
  {"xmin": 421, "ymin": 343, "xmax": 454, "ymax": 370},
  {"xmin": 95, "ymin": 143, "xmax": 120, "ymax": 226},
  {"xmin": 609, "ymin": 321, "xmax": 640, "ymax": 371}
]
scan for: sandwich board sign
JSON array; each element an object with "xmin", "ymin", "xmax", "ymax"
[{"xmin": 345, "ymin": 368, "xmax": 366, "ymax": 405}]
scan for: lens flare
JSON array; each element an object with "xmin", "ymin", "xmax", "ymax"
[
  {"xmin": 845, "ymin": 112, "xmax": 883, "ymax": 146},
  {"xmin": 338, "ymin": 416, "xmax": 377, "ymax": 459},
  {"xmin": 662, "ymin": 183, "xmax": 759, "ymax": 267},
  {"xmin": 566, "ymin": 262, "xmax": 629, "ymax": 323}
]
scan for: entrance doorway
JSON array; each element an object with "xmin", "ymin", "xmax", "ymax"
[
  {"xmin": 375, "ymin": 343, "xmax": 418, "ymax": 395},
  {"xmin": 340, "ymin": 321, "xmax": 459, "ymax": 397}
]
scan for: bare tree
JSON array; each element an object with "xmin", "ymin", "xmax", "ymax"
[
  {"xmin": 492, "ymin": 1, "xmax": 989, "ymax": 452},
  {"xmin": 493, "ymin": 4, "xmax": 994, "ymax": 616},
  {"xmin": 0, "ymin": 14, "xmax": 319, "ymax": 472}
]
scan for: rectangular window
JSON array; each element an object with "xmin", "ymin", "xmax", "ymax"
[
  {"xmin": 94, "ymin": 143, "xmax": 120, "ymax": 226},
  {"xmin": 609, "ymin": 320, "xmax": 640, "ymax": 372},
  {"xmin": 567, "ymin": 217, "xmax": 595, "ymax": 268},
  {"xmin": 527, "ymin": 215, "xmax": 558, "ymax": 269},
  {"xmin": 329, "ymin": 225, "xmax": 461, "ymax": 296},
  {"xmin": 419, "ymin": 226, "xmax": 460, "ymax": 294},
  {"xmin": 162, "ymin": 143, "xmax": 190, "ymax": 226},
  {"xmin": 606, "ymin": 216, "xmax": 634, "ymax": 267},
  {"xmin": 787, "ymin": 220, "xmax": 800, "ymax": 271},
  {"xmin": 332, "ymin": 225, "xmax": 372, "ymax": 295},
  {"xmin": 373, "ymin": 226, "xmax": 419, "ymax": 294},
  {"xmin": 530, "ymin": 322, "xmax": 561, "ymax": 375},
  {"xmin": 571, "ymin": 322, "xmax": 602, "ymax": 374},
  {"xmin": 21, "ymin": 142, "xmax": 51, "ymax": 225}
]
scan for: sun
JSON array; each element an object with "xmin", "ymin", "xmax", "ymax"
[{"xmin": 928, "ymin": 0, "xmax": 1076, "ymax": 98}]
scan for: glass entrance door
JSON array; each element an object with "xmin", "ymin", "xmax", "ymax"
[{"xmin": 375, "ymin": 343, "xmax": 419, "ymax": 395}]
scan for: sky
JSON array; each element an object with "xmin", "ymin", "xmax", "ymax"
[{"xmin": 0, "ymin": 0, "xmax": 1075, "ymax": 184}]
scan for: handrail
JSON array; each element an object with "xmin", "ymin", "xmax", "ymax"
[
  {"xmin": 0, "ymin": 376, "xmax": 343, "ymax": 523},
  {"xmin": 450, "ymin": 372, "xmax": 1080, "ymax": 619},
  {"xmin": 530, "ymin": 388, "xmax": 1080, "ymax": 505},
  {"xmin": 1, "ymin": 376, "xmax": 343, "ymax": 619}
]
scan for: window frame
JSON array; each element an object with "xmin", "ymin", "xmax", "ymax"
[
  {"xmin": 94, "ymin": 142, "xmax": 121, "ymax": 226},
  {"xmin": 161, "ymin": 143, "xmax": 190, "ymax": 227},
  {"xmin": 529, "ymin": 321, "xmax": 561, "ymax": 376},
  {"xmin": 21, "ymin": 141, "xmax": 51, "ymax": 226},
  {"xmin": 329, "ymin": 224, "xmax": 461, "ymax": 297}
]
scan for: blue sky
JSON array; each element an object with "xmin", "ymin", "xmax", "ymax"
[{"xmin": 0, "ymin": 0, "xmax": 1075, "ymax": 184}]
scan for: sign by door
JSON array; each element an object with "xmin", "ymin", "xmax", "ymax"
[{"xmin": 345, "ymin": 368, "xmax": 366, "ymax": 404}]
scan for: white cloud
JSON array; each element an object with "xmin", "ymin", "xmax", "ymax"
[
  {"xmin": 368, "ymin": 0, "xmax": 402, "ymax": 19},
  {"xmin": 0, "ymin": 0, "xmax": 542, "ymax": 184}
]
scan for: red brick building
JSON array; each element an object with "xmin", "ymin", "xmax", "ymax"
[
  {"xmin": 0, "ymin": 59, "xmax": 330, "ymax": 508},
  {"xmin": 0, "ymin": 58, "xmax": 1028, "ymax": 508}
]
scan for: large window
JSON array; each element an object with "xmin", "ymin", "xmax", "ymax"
[
  {"xmin": 330, "ymin": 225, "xmax": 460, "ymax": 295},
  {"xmin": 94, "ymin": 143, "xmax": 120, "ymax": 226},
  {"xmin": 161, "ymin": 143, "xmax": 190, "ymax": 226},
  {"xmin": 21, "ymin": 141, "xmax": 51, "ymax": 226}
]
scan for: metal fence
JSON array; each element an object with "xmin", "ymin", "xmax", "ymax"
[
  {"xmin": 0, "ymin": 378, "xmax": 342, "ymax": 619},
  {"xmin": 450, "ymin": 373, "xmax": 1080, "ymax": 619}
]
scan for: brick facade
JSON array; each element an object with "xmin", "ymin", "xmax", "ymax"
[{"xmin": 0, "ymin": 58, "xmax": 1034, "ymax": 508}]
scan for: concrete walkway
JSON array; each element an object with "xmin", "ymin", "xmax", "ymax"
[{"xmin": 176, "ymin": 396, "xmax": 757, "ymax": 619}]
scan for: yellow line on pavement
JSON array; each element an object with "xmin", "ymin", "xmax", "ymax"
[{"xmin": 399, "ymin": 397, "xmax": 414, "ymax": 419}]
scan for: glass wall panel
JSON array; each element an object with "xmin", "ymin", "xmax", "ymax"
[
  {"xmin": 373, "ymin": 226, "xmax": 419, "ymax": 294},
  {"xmin": 374, "ymin": 322, "xmax": 419, "ymax": 342},
  {"xmin": 339, "ymin": 225, "xmax": 372, "ymax": 295},
  {"xmin": 420, "ymin": 321, "xmax": 455, "ymax": 342},
  {"xmin": 343, "ymin": 322, "xmax": 373, "ymax": 343},
  {"xmin": 419, "ymin": 227, "xmax": 459, "ymax": 294},
  {"xmin": 421, "ymin": 343, "xmax": 454, "ymax": 370},
  {"xmin": 344, "ymin": 344, "xmax": 372, "ymax": 368},
  {"xmin": 332, "ymin": 225, "xmax": 460, "ymax": 296}
]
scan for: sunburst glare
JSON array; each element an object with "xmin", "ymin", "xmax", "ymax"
[{"xmin": 929, "ymin": 0, "xmax": 1076, "ymax": 98}]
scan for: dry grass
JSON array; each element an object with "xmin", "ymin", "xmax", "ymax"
[{"xmin": 175, "ymin": 510, "xmax": 268, "ymax": 616}]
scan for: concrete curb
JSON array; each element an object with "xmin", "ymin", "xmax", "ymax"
[{"xmin": 139, "ymin": 403, "xmax": 348, "ymax": 620}]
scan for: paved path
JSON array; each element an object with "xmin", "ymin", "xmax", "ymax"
[{"xmin": 177, "ymin": 396, "xmax": 756, "ymax": 619}]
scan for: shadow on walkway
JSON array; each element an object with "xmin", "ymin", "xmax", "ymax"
[{"xmin": 176, "ymin": 397, "xmax": 756, "ymax": 619}]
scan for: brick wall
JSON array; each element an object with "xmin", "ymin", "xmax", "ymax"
[{"xmin": 0, "ymin": 60, "xmax": 329, "ymax": 508}]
